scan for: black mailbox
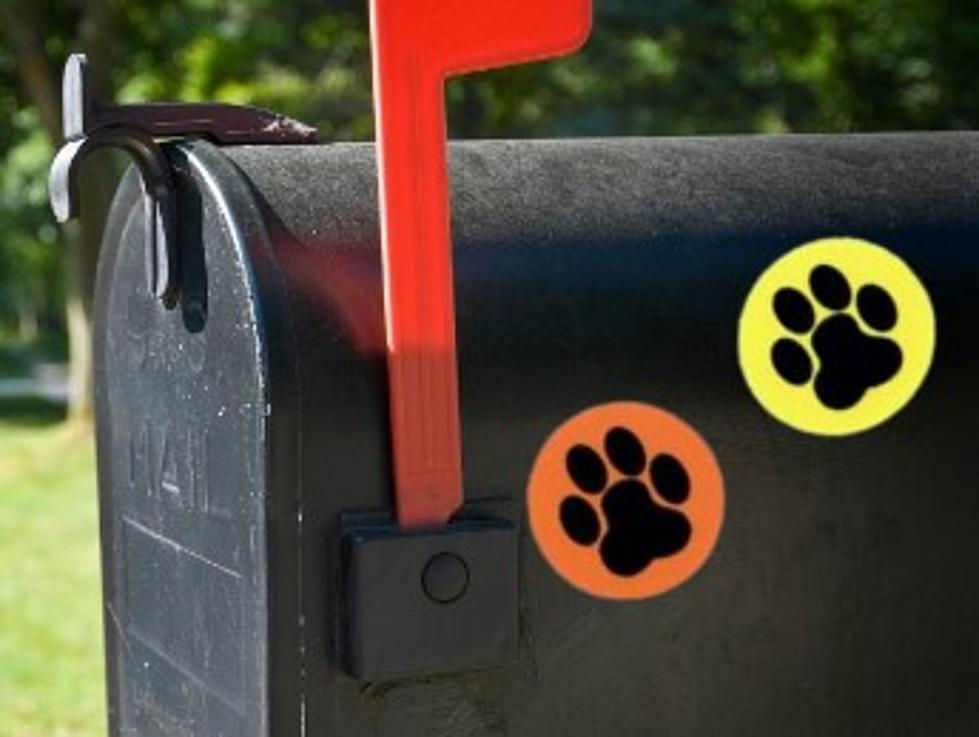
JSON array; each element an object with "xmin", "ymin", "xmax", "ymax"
[{"xmin": 54, "ymin": 62, "xmax": 979, "ymax": 737}]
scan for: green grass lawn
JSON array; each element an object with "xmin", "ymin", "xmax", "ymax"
[{"xmin": 0, "ymin": 398, "xmax": 105, "ymax": 737}]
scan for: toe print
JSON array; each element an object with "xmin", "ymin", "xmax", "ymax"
[
  {"xmin": 560, "ymin": 496, "xmax": 600, "ymax": 546},
  {"xmin": 604, "ymin": 427, "xmax": 646, "ymax": 475},
  {"xmin": 566, "ymin": 445, "xmax": 606, "ymax": 493},
  {"xmin": 770, "ymin": 264, "xmax": 903, "ymax": 410},
  {"xmin": 559, "ymin": 427, "xmax": 692, "ymax": 577},
  {"xmin": 771, "ymin": 338, "xmax": 813, "ymax": 385},
  {"xmin": 773, "ymin": 288, "xmax": 816, "ymax": 334},
  {"xmin": 857, "ymin": 284, "xmax": 898, "ymax": 331},
  {"xmin": 809, "ymin": 264, "xmax": 851, "ymax": 310},
  {"xmin": 650, "ymin": 454, "xmax": 690, "ymax": 504}
]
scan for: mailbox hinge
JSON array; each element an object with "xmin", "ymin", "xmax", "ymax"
[{"xmin": 48, "ymin": 53, "xmax": 318, "ymax": 303}]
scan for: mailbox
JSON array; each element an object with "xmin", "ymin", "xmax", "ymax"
[{"xmin": 50, "ymin": 13, "xmax": 979, "ymax": 737}]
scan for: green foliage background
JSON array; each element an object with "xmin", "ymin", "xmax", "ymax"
[
  {"xmin": 3, "ymin": 0, "xmax": 979, "ymax": 340},
  {"xmin": 0, "ymin": 407, "xmax": 102, "ymax": 737}
]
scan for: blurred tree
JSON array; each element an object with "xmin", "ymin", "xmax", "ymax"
[
  {"xmin": 0, "ymin": 0, "xmax": 376, "ymax": 418},
  {"xmin": 1, "ymin": 0, "xmax": 114, "ymax": 417},
  {"xmin": 0, "ymin": 115, "xmax": 63, "ymax": 342},
  {"xmin": 734, "ymin": 0, "xmax": 944, "ymax": 131},
  {"xmin": 2, "ymin": 0, "xmax": 979, "ymax": 418}
]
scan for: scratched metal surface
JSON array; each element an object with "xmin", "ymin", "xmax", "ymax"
[
  {"xmin": 94, "ymin": 146, "xmax": 302, "ymax": 737},
  {"xmin": 94, "ymin": 135, "xmax": 979, "ymax": 736}
]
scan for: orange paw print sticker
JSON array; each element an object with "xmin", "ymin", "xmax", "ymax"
[{"xmin": 527, "ymin": 402, "xmax": 724, "ymax": 600}]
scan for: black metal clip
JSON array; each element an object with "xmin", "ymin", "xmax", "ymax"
[{"xmin": 48, "ymin": 54, "xmax": 318, "ymax": 302}]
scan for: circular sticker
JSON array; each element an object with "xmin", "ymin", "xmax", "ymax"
[
  {"xmin": 738, "ymin": 237, "xmax": 935, "ymax": 436},
  {"xmin": 527, "ymin": 402, "xmax": 724, "ymax": 601}
]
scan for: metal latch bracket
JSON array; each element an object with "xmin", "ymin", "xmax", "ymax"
[{"xmin": 48, "ymin": 53, "xmax": 318, "ymax": 303}]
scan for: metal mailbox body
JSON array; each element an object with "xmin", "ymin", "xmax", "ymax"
[{"xmin": 93, "ymin": 135, "xmax": 979, "ymax": 736}]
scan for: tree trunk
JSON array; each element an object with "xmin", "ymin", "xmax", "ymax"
[{"xmin": 64, "ymin": 154, "xmax": 114, "ymax": 420}]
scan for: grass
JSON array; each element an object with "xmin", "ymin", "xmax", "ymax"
[{"xmin": 0, "ymin": 397, "xmax": 105, "ymax": 737}]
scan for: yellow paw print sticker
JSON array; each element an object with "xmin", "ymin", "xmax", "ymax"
[{"xmin": 738, "ymin": 237, "xmax": 936, "ymax": 436}]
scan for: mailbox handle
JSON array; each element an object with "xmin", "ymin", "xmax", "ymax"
[
  {"xmin": 369, "ymin": 0, "xmax": 592, "ymax": 528},
  {"xmin": 49, "ymin": 54, "xmax": 317, "ymax": 302}
]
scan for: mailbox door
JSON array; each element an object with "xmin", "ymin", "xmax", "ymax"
[{"xmin": 93, "ymin": 146, "xmax": 302, "ymax": 737}]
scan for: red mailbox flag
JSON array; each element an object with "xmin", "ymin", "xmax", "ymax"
[{"xmin": 369, "ymin": 0, "xmax": 592, "ymax": 528}]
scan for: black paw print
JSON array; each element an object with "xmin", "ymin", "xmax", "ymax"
[
  {"xmin": 559, "ymin": 427, "xmax": 692, "ymax": 577},
  {"xmin": 772, "ymin": 264, "xmax": 903, "ymax": 410}
]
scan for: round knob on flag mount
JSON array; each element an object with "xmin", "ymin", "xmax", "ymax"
[{"xmin": 422, "ymin": 553, "xmax": 470, "ymax": 604}]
